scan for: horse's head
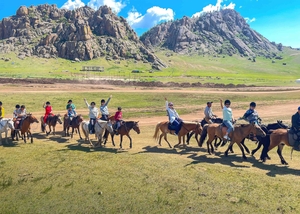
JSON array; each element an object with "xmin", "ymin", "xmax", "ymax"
[
  {"xmin": 277, "ymin": 120, "xmax": 288, "ymax": 129},
  {"xmin": 77, "ymin": 115, "xmax": 83, "ymax": 123},
  {"xmin": 27, "ymin": 114, "xmax": 39, "ymax": 123},
  {"xmin": 56, "ymin": 114, "xmax": 63, "ymax": 124},
  {"xmin": 252, "ymin": 122, "xmax": 266, "ymax": 137},
  {"xmin": 133, "ymin": 121, "xmax": 140, "ymax": 134}
]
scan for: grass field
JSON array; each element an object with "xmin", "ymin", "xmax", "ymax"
[{"xmin": 0, "ymin": 47, "xmax": 300, "ymax": 86}]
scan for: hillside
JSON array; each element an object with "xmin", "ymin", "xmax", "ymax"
[
  {"xmin": 0, "ymin": 4, "xmax": 164, "ymax": 68},
  {"xmin": 141, "ymin": 9, "xmax": 282, "ymax": 58}
]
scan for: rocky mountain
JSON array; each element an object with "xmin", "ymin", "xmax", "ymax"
[
  {"xmin": 140, "ymin": 9, "xmax": 282, "ymax": 58},
  {"xmin": 0, "ymin": 4, "xmax": 165, "ymax": 68}
]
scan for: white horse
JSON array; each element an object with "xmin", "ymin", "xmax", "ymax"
[
  {"xmin": 0, "ymin": 118, "xmax": 14, "ymax": 145},
  {"xmin": 81, "ymin": 119, "xmax": 114, "ymax": 147}
]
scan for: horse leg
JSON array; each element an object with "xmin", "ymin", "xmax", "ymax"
[
  {"xmin": 53, "ymin": 126, "xmax": 56, "ymax": 135},
  {"xmin": 163, "ymin": 134, "xmax": 172, "ymax": 148},
  {"xmin": 111, "ymin": 133, "xmax": 115, "ymax": 147},
  {"xmin": 78, "ymin": 128, "xmax": 82, "ymax": 140},
  {"xmin": 224, "ymin": 141, "xmax": 235, "ymax": 157},
  {"xmin": 0, "ymin": 133, "xmax": 2, "ymax": 145},
  {"xmin": 29, "ymin": 131, "xmax": 33, "ymax": 143},
  {"xmin": 277, "ymin": 144, "xmax": 288, "ymax": 165},
  {"xmin": 5, "ymin": 130, "xmax": 8, "ymax": 144},
  {"xmin": 158, "ymin": 133, "xmax": 164, "ymax": 146},
  {"xmin": 119, "ymin": 135, "xmax": 123, "ymax": 149},
  {"xmin": 206, "ymin": 139, "xmax": 213, "ymax": 155},
  {"xmin": 23, "ymin": 133, "xmax": 27, "ymax": 143},
  {"xmin": 46, "ymin": 126, "xmax": 51, "ymax": 136},
  {"xmin": 251, "ymin": 141, "xmax": 261, "ymax": 156},
  {"xmin": 174, "ymin": 136, "xmax": 182, "ymax": 148},
  {"xmin": 186, "ymin": 131, "xmax": 194, "ymax": 145},
  {"xmin": 240, "ymin": 139, "xmax": 250, "ymax": 154},
  {"xmin": 236, "ymin": 142, "xmax": 247, "ymax": 160},
  {"xmin": 127, "ymin": 134, "xmax": 133, "ymax": 149},
  {"xmin": 71, "ymin": 127, "xmax": 74, "ymax": 139}
]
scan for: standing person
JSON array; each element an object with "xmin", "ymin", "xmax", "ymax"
[
  {"xmin": 67, "ymin": 106, "xmax": 77, "ymax": 125},
  {"xmin": 291, "ymin": 107, "xmax": 300, "ymax": 150},
  {"xmin": 100, "ymin": 95, "xmax": 112, "ymax": 121},
  {"xmin": 84, "ymin": 98, "xmax": 99, "ymax": 134},
  {"xmin": 0, "ymin": 101, "xmax": 5, "ymax": 119},
  {"xmin": 220, "ymin": 99, "xmax": 234, "ymax": 140},
  {"xmin": 165, "ymin": 97, "xmax": 182, "ymax": 136},
  {"xmin": 204, "ymin": 101, "xmax": 217, "ymax": 124},
  {"xmin": 114, "ymin": 107, "xmax": 122, "ymax": 135},
  {"xmin": 13, "ymin": 104, "xmax": 20, "ymax": 119},
  {"xmin": 242, "ymin": 102, "xmax": 259, "ymax": 125},
  {"xmin": 43, "ymin": 101, "xmax": 53, "ymax": 126}
]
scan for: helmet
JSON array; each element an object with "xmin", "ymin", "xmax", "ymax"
[
  {"xmin": 15, "ymin": 104, "xmax": 20, "ymax": 108},
  {"xmin": 118, "ymin": 107, "xmax": 122, "ymax": 110},
  {"xmin": 224, "ymin": 100, "xmax": 231, "ymax": 105},
  {"xmin": 91, "ymin": 102, "xmax": 96, "ymax": 105},
  {"xmin": 250, "ymin": 102, "xmax": 256, "ymax": 107},
  {"xmin": 46, "ymin": 101, "xmax": 50, "ymax": 105},
  {"xmin": 101, "ymin": 99, "xmax": 105, "ymax": 103}
]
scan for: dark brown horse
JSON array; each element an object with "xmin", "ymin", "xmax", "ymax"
[
  {"xmin": 40, "ymin": 114, "xmax": 62, "ymax": 135},
  {"xmin": 111, "ymin": 121, "xmax": 140, "ymax": 149},
  {"xmin": 153, "ymin": 121, "xmax": 203, "ymax": 148},
  {"xmin": 12, "ymin": 114, "xmax": 39, "ymax": 143},
  {"xmin": 63, "ymin": 115, "xmax": 83, "ymax": 139}
]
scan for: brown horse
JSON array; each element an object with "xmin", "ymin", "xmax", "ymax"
[
  {"xmin": 200, "ymin": 123, "xmax": 266, "ymax": 159},
  {"xmin": 263, "ymin": 129, "xmax": 294, "ymax": 165},
  {"xmin": 41, "ymin": 114, "xmax": 62, "ymax": 135},
  {"xmin": 12, "ymin": 114, "xmax": 39, "ymax": 143},
  {"xmin": 63, "ymin": 115, "xmax": 83, "ymax": 139},
  {"xmin": 112, "ymin": 121, "xmax": 140, "ymax": 149},
  {"xmin": 153, "ymin": 121, "xmax": 203, "ymax": 148}
]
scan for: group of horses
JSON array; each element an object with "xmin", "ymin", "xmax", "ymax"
[{"xmin": 153, "ymin": 118, "xmax": 295, "ymax": 165}]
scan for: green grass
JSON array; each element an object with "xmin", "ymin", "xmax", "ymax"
[
  {"xmin": 1, "ymin": 47, "xmax": 300, "ymax": 86},
  {"xmin": 1, "ymin": 126, "xmax": 300, "ymax": 213}
]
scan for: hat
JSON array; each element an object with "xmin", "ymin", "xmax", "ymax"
[
  {"xmin": 298, "ymin": 106, "xmax": 300, "ymax": 111},
  {"xmin": 207, "ymin": 101, "xmax": 213, "ymax": 105},
  {"xmin": 168, "ymin": 102, "xmax": 174, "ymax": 106}
]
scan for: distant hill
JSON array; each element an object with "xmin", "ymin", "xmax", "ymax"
[
  {"xmin": 140, "ymin": 9, "xmax": 282, "ymax": 58},
  {"xmin": 0, "ymin": 4, "xmax": 165, "ymax": 68}
]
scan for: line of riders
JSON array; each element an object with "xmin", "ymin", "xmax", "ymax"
[
  {"xmin": 165, "ymin": 97, "xmax": 300, "ymax": 150},
  {"xmin": 0, "ymin": 95, "xmax": 124, "ymax": 136}
]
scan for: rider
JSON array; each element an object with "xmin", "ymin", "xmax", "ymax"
[
  {"xmin": 13, "ymin": 104, "xmax": 20, "ymax": 119},
  {"xmin": 165, "ymin": 97, "xmax": 182, "ymax": 136},
  {"xmin": 43, "ymin": 101, "xmax": 53, "ymax": 126},
  {"xmin": 114, "ymin": 107, "xmax": 122, "ymax": 135},
  {"xmin": 220, "ymin": 99, "xmax": 234, "ymax": 141},
  {"xmin": 15, "ymin": 105, "xmax": 26, "ymax": 129},
  {"xmin": 84, "ymin": 98, "xmax": 99, "ymax": 134},
  {"xmin": 291, "ymin": 107, "xmax": 300, "ymax": 150},
  {"xmin": 100, "ymin": 95, "xmax": 112, "ymax": 121},
  {"xmin": 242, "ymin": 102, "xmax": 260, "ymax": 125},
  {"xmin": 67, "ymin": 106, "xmax": 77, "ymax": 125},
  {"xmin": 66, "ymin": 100, "xmax": 76, "ymax": 111},
  {"xmin": 204, "ymin": 101, "xmax": 217, "ymax": 124},
  {"xmin": 0, "ymin": 101, "xmax": 5, "ymax": 119}
]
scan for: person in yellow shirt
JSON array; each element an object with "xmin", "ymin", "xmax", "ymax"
[{"xmin": 0, "ymin": 101, "xmax": 5, "ymax": 119}]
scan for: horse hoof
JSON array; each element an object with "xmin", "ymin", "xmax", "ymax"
[
  {"xmin": 267, "ymin": 157, "xmax": 271, "ymax": 160},
  {"xmin": 243, "ymin": 156, "xmax": 247, "ymax": 160},
  {"xmin": 224, "ymin": 152, "xmax": 228, "ymax": 157}
]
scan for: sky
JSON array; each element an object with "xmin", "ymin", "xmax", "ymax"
[{"xmin": 0, "ymin": 0, "xmax": 299, "ymax": 48}]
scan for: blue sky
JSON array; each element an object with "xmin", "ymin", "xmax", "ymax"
[{"xmin": 0, "ymin": 0, "xmax": 299, "ymax": 47}]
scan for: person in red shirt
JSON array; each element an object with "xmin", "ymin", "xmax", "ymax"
[
  {"xmin": 43, "ymin": 101, "xmax": 53, "ymax": 126},
  {"xmin": 114, "ymin": 107, "xmax": 122, "ymax": 135}
]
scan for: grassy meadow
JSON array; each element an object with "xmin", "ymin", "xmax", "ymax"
[
  {"xmin": 0, "ymin": 47, "xmax": 300, "ymax": 86},
  {"xmin": 0, "ymin": 85, "xmax": 299, "ymax": 213}
]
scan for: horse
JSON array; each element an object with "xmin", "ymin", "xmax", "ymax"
[
  {"xmin": 112, "ymin": 121, "xmax": 140, "ymax": 149},
  {"xmin": 200, "ymin": 122, "xmax": 266, "ymax": 159},
  {"xmin": 0, "ymin": 119, "xmax": 14, "ymax": 145},
  {"xmin": 81, "ymin": 119, "xmax": 114, "ymax": 147},
  {"xmin": 12, "ymin": 114, "xmax": 39, "ymax": 143},
  {"xmin": 153, "ymin": 121, "xmax": 203, "ymax": 148},
  {"xmin": 187, "ymin": 118, "xmax": 223, "ymax": 146},
  {"xmin": 63, "ymin": 115, "xmax": 83, "ymax": 139},
  {"xmin": 40, "ymin": 114, "xmax": 62, "ymax": 135}
]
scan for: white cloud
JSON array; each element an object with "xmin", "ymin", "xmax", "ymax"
[
  {"xmin": 192, "ymin": 0, "xmax": 236, "ymax": 18},
  {"xmin": 127, "ymin": 6, "xmax": 175, "ymax": 29},
  {"xmin": 245, "ymin": 17, "xmax": 256, "ymax": 23},
  {"xmin": 87, "ymin": 0, "xmax": 126, "ymax": 14},
  {"xmin": 239, "ymin": 6, "xmax": 242, "ymax": 8},
  {"xmin": 61, "ymin": 0, "xmax": 85, "ymax": 10}
]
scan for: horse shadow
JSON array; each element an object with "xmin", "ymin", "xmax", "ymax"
[
  {"xmin": 186, "ymin": 152, "xmax": 300, "ymax": 177},
  {"xmin": 1, "ymin": 140, "xmax": 19, "ymax": 147},
  {"xmin": 32, "ymin": 133, "xmax": 69, "ymax": 144},
  {"xmin": 62, "ymin": 143, "xmax": 120, "ymax": 154},
  {"xmin": 137, "ymin": 145, "xmax": 207, "ymax": 156}
]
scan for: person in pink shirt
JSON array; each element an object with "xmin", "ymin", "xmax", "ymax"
[{"xmin": 114, "ymin": 107, "xmax": 122, "ymax": 135}]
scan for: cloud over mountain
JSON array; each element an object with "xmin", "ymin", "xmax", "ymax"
[{"xmin": 192, "ymin": 0, "xmax": 235, "ymax": 18}]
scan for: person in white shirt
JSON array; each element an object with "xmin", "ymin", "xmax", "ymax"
[
  {"xmin": 220, "ymin": 99, "xmax": 234, "ymax": 141},
  {"xmin": 204, "ymin": 101, "xmax": 217, "ymax": 124},
  {"xmin": 165, "ymin": 97, "xmax": 182, "ymax": 135},
  {"xmin": 84, "ymin": 98, "xmax": 99, "ymax": 134}
]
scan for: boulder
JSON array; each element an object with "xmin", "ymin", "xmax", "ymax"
[{"xmin": 16, "ymin": 6, "xmax": 29, "ymax": 16}]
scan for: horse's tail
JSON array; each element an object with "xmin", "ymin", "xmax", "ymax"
[
  {"xmin": 199, "ymin": 124, "xmax": 209, "ymax": 147},
  {"xmin": 153, "ymin": 122, "xmax": 162, "ymax": 141},
  {"xmin": 81, "ymin": 122, "xmax": 88, "ymax": 140},
  {"xmin": 40, "ymin": 116, "xmax": 45, "ymax": 132}
]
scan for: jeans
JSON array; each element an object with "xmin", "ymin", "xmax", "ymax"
[
  {"xmin": 223, "ymin": 120, "xmax": 234, "ymax": 134},
  {"xmin": 172, "ymin": 118, "xmax": 182, "ymax": 135},
  {"xmin": 100, "ymin": 115, "xmax": 109, "ymax": 121}
]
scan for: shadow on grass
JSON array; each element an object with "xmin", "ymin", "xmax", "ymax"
[
  {"xmin": 138, "ymin": 145, "xmax": 207, "ymax": 155},
  {"xmin": 1, "ymin": 140, "xmax": 20, "ymax": 147},
  {"xmin": 60, "ymin": 143, "xmax": 120, "ymax": 154},
  {"xmin": 186, "ymin": 152, "xmax": 300, "ymax": 177},
  {"xmin": 32, "ymin": 133, "xmax": 70, "ymax": 144}
]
